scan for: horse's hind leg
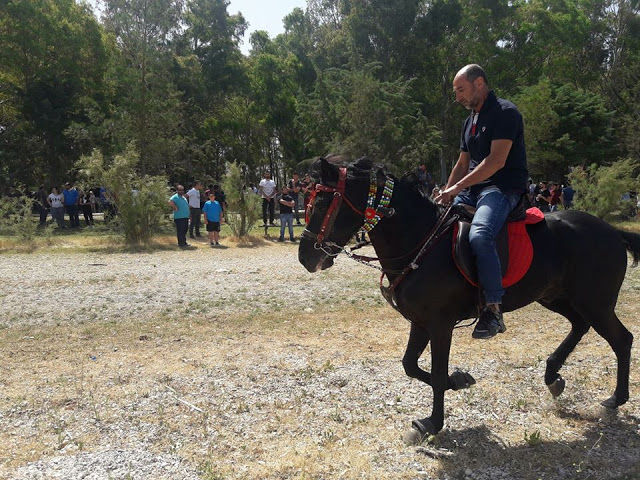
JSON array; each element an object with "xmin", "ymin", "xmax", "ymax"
[
  {"xmin": 539, "ymin": 299, "xmax": 590, "ymax": 398},
  {"xmin": 588, "ymin": 311, "xmax": 633, "ymax": 408},
  {"xmin": 402, "ymin": 323, "xmax": 475, "ymax": 390}
]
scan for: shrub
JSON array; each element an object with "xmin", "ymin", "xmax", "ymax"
[
  {"xmin": 0, "ymin": 192, "xmax": 39, "ymax": 242},
  {"xmin": 222, "ymin": 163, "xmax": 261, "ymax": 238},
  {"xmin": 568, "ymin": 159, "xmax": 639, "ymax": 220},
  {"xmin": 78, "ymin": 146, "xmax": 170, "ymax": 244}
]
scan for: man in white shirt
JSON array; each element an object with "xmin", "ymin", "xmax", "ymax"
[
  {"xmin": 186, "ymin": 181, "xmax": 202, "ymax": 238},
  {"xmin": 259, "ymin": 171, "xmax": 277, "ymax": 226}
]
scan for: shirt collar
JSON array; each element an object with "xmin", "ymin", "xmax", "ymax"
[{"xmin": 475, "ymin": 90, "xmax": 497, "ymax": 114}]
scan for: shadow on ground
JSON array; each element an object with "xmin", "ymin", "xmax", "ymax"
[{"xmin": 422, "ymin": 412, "xmax": 640, "ymax": 479}]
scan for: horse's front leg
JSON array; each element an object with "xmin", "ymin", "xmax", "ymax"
[
  {"xmin": 402, "ymin": 323, "xmax": 475, "ymax": 390},
  {"xmin": 404, "ymin": 326, "xmax": 454, "ymax": 445}
]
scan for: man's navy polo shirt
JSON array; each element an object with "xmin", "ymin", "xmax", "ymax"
[{"xmin": 459, "ymin": 90, "xmax": 528, "ymax": 197}]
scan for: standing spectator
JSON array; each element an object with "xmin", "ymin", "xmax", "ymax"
[
  {"xmin": 169, "ymin": 185, "xmax": 191, "ymax": 248},
  {"xmin": 288, "ymin": 172, "xmax": 303, "ymax": 225},
  {"xmin": 47, "ymin": 187, "xmax": 65, "ymax": 229},
  {"xmin": 203, "ymin": 190, "xmax": 224, "ymax": 247},
  {"xmin": 259, "ymin": 171, "xmax": 277, "ymax": 226},
  {"xmin": 549, "ymin": 182, "xmax": 562, "ymax": 212},
  {"xmin": 416, "ymin": 164, "xmax": 435, "ymax": 193},
  {"xmin": 536, "ymin": 181, "xmax": 551, "ymax": 212},
  {"xmin": 89, "ymin": 190, "xmax": 96, "ymax": 213},
  {"xmin": 213, "ymin": 184, "xmax": 227, "ymax": 213},
  {"xmin": 186, "ymin": 181, "xmax": 202, "ymax": 239},
  {"xmin": 36, "ymin": 185, "xmax": 49, "ymax": 226},
  {"xmin": 63, "ymin": 182, "xmax": 80, "ymax": 228},
  {"xmin": 561, "ymin": 183, "xmax": 575, "ymax": 209},
  {"xmin": 301, "ymin": 173, "xmax": 314, "ymax": 212},
  {"xmin": 79, "ymin": 189, "xmax": 95, "ymax": 227},
  {"xmin": 278, "ymin": 185, "xmax": 296, "ymax": 242}
]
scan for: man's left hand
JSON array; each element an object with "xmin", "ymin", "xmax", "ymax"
[{"xmin": 435, "ymin": 183, "xmax": 463, "ymax": 205}]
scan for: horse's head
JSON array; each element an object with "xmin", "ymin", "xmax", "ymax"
[{"xmin": 298, "ymin": 155, "xmax": 385, "ymax": 272}]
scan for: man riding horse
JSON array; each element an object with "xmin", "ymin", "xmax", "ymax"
[{"xmin": 436, "ymin": 64, "xmax": 529, "ymax": 339}]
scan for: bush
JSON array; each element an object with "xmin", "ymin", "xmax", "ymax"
[
  {"xmin": 78, "ymin": 146, "xmax": 170, "ymax": 244},
  {"xmin": 222, "ymin": 163, "xmax": 261, "ymax": 238},
  {"xmin": 0, "ymin": 193, "xmax": 39, "ymax": 241},
  {"xmin": 568, "ymin": 159, "xmax": 640, "ymax": 220}
]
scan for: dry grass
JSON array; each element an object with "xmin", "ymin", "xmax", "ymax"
[
  {"xmin": 1, "ymin": 230, "xmax": 640, "ymax": 479},
  {"xmin": 1, "ymin": 294, "xmax": 639, "ymax": 479}
]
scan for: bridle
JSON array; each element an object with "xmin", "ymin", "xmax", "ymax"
[
  {"xmin": 302, "ymin": 166, "xmax": 458, "ymax": 311},
  {"xmin": 301, "ymin": 167, "xmax": 366, "ymax": 254}
]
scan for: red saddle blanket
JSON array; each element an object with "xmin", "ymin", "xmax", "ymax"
[{"xmin": 452, "ymin": 207, "xmax": 544, "ymax": 288}]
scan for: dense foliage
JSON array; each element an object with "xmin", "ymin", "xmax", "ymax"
[{"xmin": 1, "ymin": 0, "xmax": 639, "ymax": 191}]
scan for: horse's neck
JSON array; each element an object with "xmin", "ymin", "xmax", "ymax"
[{"xmin": 368, "ymin": 185, "xmax": 438, "ymax": 268}]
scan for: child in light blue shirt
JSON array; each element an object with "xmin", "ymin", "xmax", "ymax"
[{"xmin": 203, "ymin": 192, "xmax": 223, "ymax": 246}]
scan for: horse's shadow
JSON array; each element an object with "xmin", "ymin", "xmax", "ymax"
[{"xmin": 419, "ymin": 411, "xmax": 640, "ymax": 479}]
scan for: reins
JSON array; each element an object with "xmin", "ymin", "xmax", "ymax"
[{"xmin": 304, "ymin": 167, "xmax": 460, "ymax": 309}]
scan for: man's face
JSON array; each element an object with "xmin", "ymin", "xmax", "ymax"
[
  {"xmin": 293, "ymin": 174, "xmax": 299, "ymax": 180},
  {"xmin": 177, "ymin": 187, "xmax": 185, "ymax": 196},
  {"xmin": 195, "ymin": 183, "xmax": 201, "ymax": 190},
  {"xmin": 453, "ymin": 75, "xmax": 481, "ymax": 111},
  {"xmin": 209, "ymin": 194, "xmax": 215, "ymax": 201},
  {"xmin": 265, "ymin": 173, "xmax": 271, "ymax": 180},
  {"xmin": 282, "ymin": 186, "xmax": 289, "ymax": 194}
]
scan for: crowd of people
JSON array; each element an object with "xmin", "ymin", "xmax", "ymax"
[{"xmin": 34, "ymin": 183, "xmax": 115, "ymax": 229}]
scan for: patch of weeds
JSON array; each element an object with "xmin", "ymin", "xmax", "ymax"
[
  {"xmin": 319, "ymin": 429, "xmax": 337, "ymax": 446},
  {"xmin": 235, "ymin": 401, "xmax": 250, "ymax": 414},
  {"xmin": 329, "ymin": 408, "xmax": 344, "ymax": 423},
  {"xmin": 321, "ymin": 359, "xmax": 335, "ymax": 372},
  {"xmin": 199, "ymin": 460, "xmax": 227, "ymax": 480},
  {"xmin": 512, "ymin": 398, "xmax": 529, "ymax": 411},
  {"xmin": 524, "ymin": 429, "xmax": 542, "ymax": 446}
]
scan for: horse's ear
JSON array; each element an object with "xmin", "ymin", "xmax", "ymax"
[
  {"xmin": 376, "ymin": 167, "xmax": 387, "ymax": 187},
  {"xmin": 320, "ymin": 157, "xmax": 339, "ymax": 184}
]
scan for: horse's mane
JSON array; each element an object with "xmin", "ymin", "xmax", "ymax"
[{"xmin": 311, "ymin": 154, "xmax": 437, "ymax": 207}]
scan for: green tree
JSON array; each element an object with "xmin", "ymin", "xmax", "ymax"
[
  {"xmin": 0, "ymin": 0, "xmax": 110, "ymax": 190},
  {"xmin": 102, "ymin": 0, "xmax": 184, "ymax": 175}
]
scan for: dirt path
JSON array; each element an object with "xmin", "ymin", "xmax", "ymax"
[{"xmin": 0, "ymin": 242, "xmax": 639, "ymax": 479}]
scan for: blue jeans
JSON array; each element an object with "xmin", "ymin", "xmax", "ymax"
[
  {"xmin": 279, "ymin": 213, "xmax": 294, "ymax": 240},
  {"xmin": 454, "ymin": 186, "xmax": 521, "ymax": 304}
]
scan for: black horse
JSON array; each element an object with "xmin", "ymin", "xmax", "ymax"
[{"xmin": 298, "ymin": 156, "xmax": 638, "ymax": 443}]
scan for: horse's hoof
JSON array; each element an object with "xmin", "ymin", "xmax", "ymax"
[
  {"xmin": 403, "ymin": 428, "xmax": 423, "ymax": 446},
  {"xmin": 450, "ymin": 370, "xmax": 476, "ymax": 390},
  {"xmin": 548, "ymin": 376, "xmax": 565, "ymax": 398},
  {"xmin": 600, "ymin": 394, "xmax": 627, "ymax": 409}
]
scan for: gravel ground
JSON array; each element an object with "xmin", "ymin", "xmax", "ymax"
[
  {"xmin": 1, "ymin": 240, "xmax": 639, "ymax": 480},
  {"xmin": 0, "ymin": 241, "xmax": 381, "ymax": 328}
]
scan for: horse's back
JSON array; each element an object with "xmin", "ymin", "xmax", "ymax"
[{"xmin": 525, "ymin": 210, "xmax": 629, "ymax": 309}]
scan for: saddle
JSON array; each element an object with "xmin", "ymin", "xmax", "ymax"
[{"xmin": 452, "ymin": 200, "xmax": 544, "ymax": 288}]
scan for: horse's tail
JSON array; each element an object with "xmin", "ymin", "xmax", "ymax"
[{"xmin": 618, "ymin": 229, "xmax": 640, "ymax": 267}]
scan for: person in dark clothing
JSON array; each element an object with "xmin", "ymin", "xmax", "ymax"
[
  {"xmin": 288, "ymin": 172, "xmax": 303, "ymax": 225},
  {"xmin": 278, "ymin": 186, "xmax": 296, "ymax": 242},
  {"xmin": 79, "ymin": 189, "xmax": 95, "ymax": 226},
  {"xmin": 436, "ymin": 63, "xmax": 528, "ymax": 340},
  {"xmin": 36, "ymin": 185, "xmax": 49, "ymax": 226},
  {"xmin": 536, "ymin": 181, "xmax": 551, "ymax": 212}
]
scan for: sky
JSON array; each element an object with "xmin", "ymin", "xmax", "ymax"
[{"xmin": 228, "ymin": 0, "xmax": 307, "ymax": 54}]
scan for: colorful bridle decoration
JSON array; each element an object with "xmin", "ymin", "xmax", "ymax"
[
  {"xmin": 302, "ymin": 167, "xmax": 395, "ymax": 247},
  {"xmin": 362, "ymin": 175, "xmax": 394, "ymax": 233}
]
